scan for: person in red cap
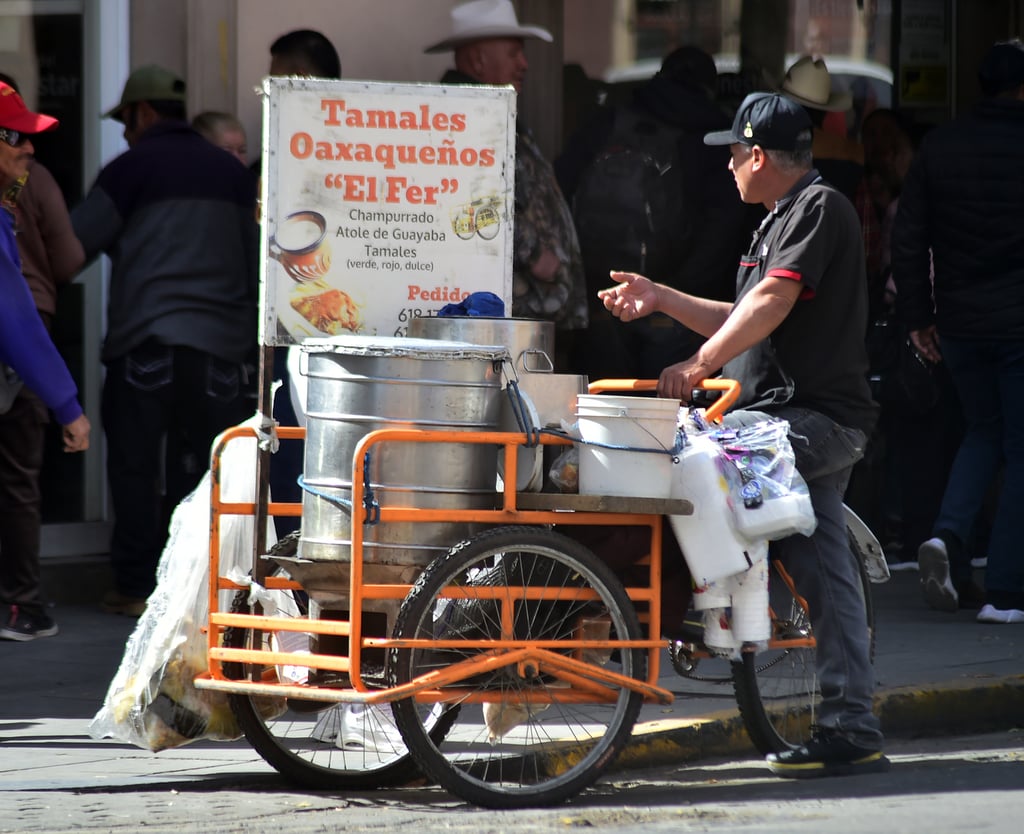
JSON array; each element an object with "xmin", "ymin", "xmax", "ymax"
[{"xmin": 0, "ymin": 81, "xmax": 91, "ymax": 641}]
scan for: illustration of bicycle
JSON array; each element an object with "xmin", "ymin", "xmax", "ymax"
[{"xmin": 450, "ymin": 194, "xmax": 502, "ymax": 240}]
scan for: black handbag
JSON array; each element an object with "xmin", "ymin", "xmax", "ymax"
[
  {"xmin": 866, "ymin": 317, "xmax": 941, "ymax": 415},
  {"xmin": 886, "ymin": 337, "xmax": 941, "ymax": 415}
]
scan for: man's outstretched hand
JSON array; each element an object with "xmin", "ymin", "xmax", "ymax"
[{"xmin": 599, "ymin": 272, "xmax": 658, "ymax": 322}]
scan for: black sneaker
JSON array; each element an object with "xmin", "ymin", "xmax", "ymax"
[
  {"xmin": 766, "ymin": 726, "xmax": 890, "ymax": 779},
  {"xmin": 0, "ymin": 605, "xmax": 59, "ymax": 642}
]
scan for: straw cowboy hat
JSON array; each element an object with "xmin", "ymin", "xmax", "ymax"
[
  {"xmin": 424, "ymin": 0, "xmax": 552, "ymax": 54},
  {"xmin": 780, "ymin": 55, "xmax": 852, "ymax": 112}
]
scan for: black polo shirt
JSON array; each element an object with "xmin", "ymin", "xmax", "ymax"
[{"xmin": 722, "ymin": 171, "xmax": 878, "ymax": 436}]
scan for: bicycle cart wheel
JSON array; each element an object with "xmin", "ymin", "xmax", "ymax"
[
  {"xmin": 474, "ymin": 205, "xmax": 501, "ymax": 239},
  {"xmin": 732, "ymin": 529, "xmax": 876, "ymax": 755},
  {"xmin": 224, "ymin": 531, "xmax": 455, "ymax": 790},
  {"xmin": 389, "ymin": 526, "xmax": 646, "ymax": 809}
]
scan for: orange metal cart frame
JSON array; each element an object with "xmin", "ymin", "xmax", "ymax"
[{"xmin": 193, "ymin": 378, "xmax": 743, "ymax": 710}]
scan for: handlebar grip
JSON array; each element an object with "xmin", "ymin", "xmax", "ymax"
[
  {"xmin": 586, "ymin": 377, "xmax": 741, "ymax": 423},
  {"xmin": 587, "ymin": 378, "xmax": 657, "ymax": 394},
  {"xmin": 695, "ymin": 378, "xmax": 741, "ymax": 423}
]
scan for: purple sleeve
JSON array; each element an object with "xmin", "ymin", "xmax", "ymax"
[{"xmin": 0, "ymin": 237, "xmax": 83, "ymax": 424}]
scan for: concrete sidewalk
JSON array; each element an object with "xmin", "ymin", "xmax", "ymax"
[{"xmin": 0, "ymin": 567, "xmax": 1022, "ymax": 793}]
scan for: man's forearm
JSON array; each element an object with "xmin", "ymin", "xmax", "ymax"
[
  {"xmin": 653, "ymin": 283, "xmax": 733, "ymax": 338},
  {"xmin": 692, "ymin": 278, "xmax": 800, "ymax": 373}
]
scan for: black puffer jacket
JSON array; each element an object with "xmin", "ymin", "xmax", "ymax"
[{"xmin": 891, "ymin": 97, "xmax": 1024, "ymax": 339}]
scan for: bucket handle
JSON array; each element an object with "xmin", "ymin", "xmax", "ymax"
[{"xmin": 571, "ymin": 424, "xmax": 686, "ymax": 460}]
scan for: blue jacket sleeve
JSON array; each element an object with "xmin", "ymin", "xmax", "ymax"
[{"xmin": 0, "ymin": 246, "xmax": 83, "ymax": 425}]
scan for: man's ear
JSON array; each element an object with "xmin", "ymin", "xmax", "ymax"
[
  {"xmin": 467, "ymin": 43, "xmax": 487, "ymax": 76},
  {"xmin": 750, "ymin": 144, "xmax": 767, "ymax": 171},
  {"xmin": 141, "ymin": 101, "xmax": 167, "ymax": 133}
]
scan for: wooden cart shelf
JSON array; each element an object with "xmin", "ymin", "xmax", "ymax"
[{"xmin": 514, "ymin": 492, "xmax": 693, "ymax": 516}]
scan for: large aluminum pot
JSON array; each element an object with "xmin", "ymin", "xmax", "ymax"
[
  {"xmin": 298, "ymin": 335, "xmax": 507, "ymax": 568},
  {"xmin": 408, "ymin": 315, "xmax": 554, "ymax": 378}
]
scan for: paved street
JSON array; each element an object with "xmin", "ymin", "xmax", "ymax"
[{"xmin": 0, "ymin": 568, "xmax": 1022, "ymax": 829}]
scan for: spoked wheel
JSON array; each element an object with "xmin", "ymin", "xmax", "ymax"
[
  {"xmin": 224, "ymin": 531, "xmax": 456, "ymax": 789},
  {"xmin": 389, "ymin": 526, "xmax": 646, "ymax": 809},
  {"xmin": 731, "ymin": 530, "xmax": 876, "ymax": 754}
]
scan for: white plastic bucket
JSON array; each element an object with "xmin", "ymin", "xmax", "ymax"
[{"xmin": 575, "ymin": 395, "xmax": 680, "ymax": 498}]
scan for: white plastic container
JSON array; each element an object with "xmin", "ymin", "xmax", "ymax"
[
  {"xmin": 576, "ymin": 395, "xmax": 681, "ymax": 498},
  {"xmin": 732, "ymin": 492, "xmax": 815, "ymax": 540},
  {"xmin": 668, "ymin": 434, "xmax": 765, "ymax": 585},
  {"xmin": 728, "ymin": 554, "xmax": 771, "ymax": 644}
]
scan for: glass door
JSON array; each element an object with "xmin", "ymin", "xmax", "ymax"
[{"xmin": 0, "ymin": 0, "xmax": 126, "ymax": 557}]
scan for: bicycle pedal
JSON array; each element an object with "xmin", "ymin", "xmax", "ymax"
[{"xmin": 663, "ymin": 620, "xmax": 705, "ymax": 645}]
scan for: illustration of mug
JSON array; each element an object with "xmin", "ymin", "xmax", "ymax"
[{"xmin": 269, "ymin": 210, "xmax": 331, "ymax": 282}]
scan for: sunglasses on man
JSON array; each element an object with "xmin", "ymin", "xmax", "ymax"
[{"xmin": 0, "ymin": 128, "xmax": 29, "ymax": 147}]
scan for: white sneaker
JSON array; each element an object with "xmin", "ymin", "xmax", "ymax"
[
  {"xmin": 977, "ymin": 604, "xmax": 1024, "ymax": 624},
  {"xmin": 918, "ymin": 537, "xmax": 958, "ymax": 613}
]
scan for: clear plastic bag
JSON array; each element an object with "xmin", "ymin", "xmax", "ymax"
[
  {"xmin": 706, "ymin": 419, "xmax": 816, "ymax": 541},
  {"xmin": 89, "ymin": 416, "xmax": 280, "ymax": 751},
  {"xmin": 548, "ymin": 418, "xmax": 580, "ymax": 493}
]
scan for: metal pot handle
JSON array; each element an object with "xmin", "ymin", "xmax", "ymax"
[{"xmin": 518, "ymin": 348, "xmax": 554, "ymax": 374}]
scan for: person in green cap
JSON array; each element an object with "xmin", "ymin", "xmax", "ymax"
[{"xmin": 71, "ymin": 64, "xmax": 258, "ymax": 617}]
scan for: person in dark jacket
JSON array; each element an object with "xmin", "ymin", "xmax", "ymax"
[
  {"xmin": 556, "ymin": 46, "xmax": 759, "ymax": 380},
  {"xmin": 72, "ymin": 65, "xmax": 258, "ymax": 616},
  {"xmin": 260, "ymin": 30, "xmax": 342, "ymax": 541},
  {"xmin": 891, "ymin": 40, "xmax": 1024, "ymax": 624}
]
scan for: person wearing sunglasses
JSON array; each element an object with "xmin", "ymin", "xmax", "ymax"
[{"xmin": 0, "ymin": 80, "xmax": 91, "ymax": 642}]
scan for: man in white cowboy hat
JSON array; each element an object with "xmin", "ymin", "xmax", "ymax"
[
  {"xmin": 426, "ymin": 0, "xmax": 588, "ymax": 365},
  {"xmin": 780, "ymin": 55, "xmax": 864, "ymax": 202}
]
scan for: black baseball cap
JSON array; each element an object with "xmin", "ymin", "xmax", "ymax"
[{"xmin": 704, "ymin": 91, "xmax": 813, "ymax": 152}]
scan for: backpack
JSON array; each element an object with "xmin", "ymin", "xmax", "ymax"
[{"xmin": 572, "ymin": 105, "xmax": 696, "ymax": 288}]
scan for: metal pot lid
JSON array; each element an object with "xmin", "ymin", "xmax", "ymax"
[{"xmin": 301, "ymin": 334, "xmax": 509, "ymax": 361}]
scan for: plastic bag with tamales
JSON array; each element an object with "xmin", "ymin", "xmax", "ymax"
[{"xmin": 88, "ymin": 417, "xmax": 283, "ymax": 751}]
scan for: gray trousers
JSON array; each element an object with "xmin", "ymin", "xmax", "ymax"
[{"xmin": 725, "ymin": 407, "xmax": 882, "ymax": 747}]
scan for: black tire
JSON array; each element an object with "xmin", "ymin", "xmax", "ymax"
[
  {"xmin": 732, "ymin": 529, "xmax": 876, "ymax": 755},
  {"xmin": 225, "ymin": 531, "xmax": 455, "ymax": 789},
  {"xmin": 389, "ymin": 526, "xmax": 646, "ymax": 809}
]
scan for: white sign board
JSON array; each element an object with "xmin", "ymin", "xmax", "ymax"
[{"xmin": 260, "ymin": 77, "xmax": 516, "ymax": 345}]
